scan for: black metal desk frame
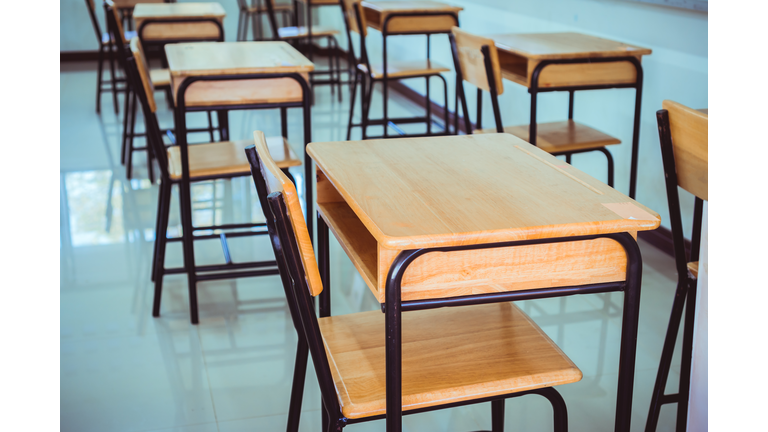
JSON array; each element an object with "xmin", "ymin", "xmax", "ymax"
[
  {"xmin": 347, "ymin": 8, "xmax": 458, "ymax": 139},
  {"xmin": 167, "ymin": 71, "xmax": 312, "ymax": 324},
  {"xmin": 316, "ymin": 220, "xmax": 643, "ymax": 432},
  {"xmin": 525, "ymin": 57, "xmax": 644, "ymax": 199}
]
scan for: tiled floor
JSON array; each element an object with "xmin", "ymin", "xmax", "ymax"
[{"xmin": 61, "ymin": 60, "xmax": 681, "ymax": 432}]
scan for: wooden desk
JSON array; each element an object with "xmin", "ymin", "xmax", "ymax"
[
  {"xmin": 491, "ymin": 32, "xmax": 652, "ymax": 199},
  {"xmin": 308, "ymin": 133, "xmax": 659, "ymax": 432},
  {"xmin": 165, "ymin": 41, "xmax": 316, "ymax": 296},
  {"xmin": 361, "ymin": 0, "xmax": 463, "ymax": 34},
  {"xmin": 134, "ymin": 2, "xmax": 226, "ymax": 41}
]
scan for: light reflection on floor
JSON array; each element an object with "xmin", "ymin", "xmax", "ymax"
[{"xmin": 60, "ymin": 60, "xmax": 680, "ymax": 432}]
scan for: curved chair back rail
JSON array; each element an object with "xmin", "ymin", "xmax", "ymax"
[
  {"xmin": 248, "ymin": 132, "xmax": 323, "ymax": 297},
  {"xmin": 451, "ymin": 26, "xmax": 503, "ymax": 95},
  {"xmin": 662, "ymin": 100, "xmax": 708, "ymax": 201}
]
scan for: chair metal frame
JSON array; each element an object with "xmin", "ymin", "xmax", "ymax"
[
  {"xmin": 341, "ymin": 0, "xmax": 454, "ymax": 139},
  {"xmin": 645, "ymin": 107, "xmax": 705, "ymax": 432},
  {"xmin": 246, "ymin": 145, "xmax": 589, "ymax": 432},
  {"xmin": 122, "ymin": 43, "xmax": 312, "ymax": 324},
  {"xmin": 86, "ymin": 0, "xmax": 125, "ymax": 114},
  {"xmin": 449, "ymin": 34, "xmax": 617, "ymax": 187},
  {"xmin": 237, "ymin": 0, "xmax": 293, "ymax": 41},
  {"xmin": 263, "ymin": 0, "xmax": 343, "ymax": 101}
]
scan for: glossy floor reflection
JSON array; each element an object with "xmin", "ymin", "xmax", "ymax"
[{"xmin": 61, "ymin": 61, "xmax": 681, "ymax": 432}]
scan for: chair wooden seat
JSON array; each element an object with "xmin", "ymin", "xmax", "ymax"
[
  {"xmin": 319, "ymin": 302, "xmax": 583, "ymax": 419},
  {"xmin": 357, "ymin": 60, "xmax": 450, "ymax": 79},
  {"xmin": 167, "ymin": 136, "xmax": 300, "ymax": 180},
  {"xmin": 149, "ymin": 68, "xmax": 171, "ymax": 87},
  {"xmin": 474, "ymin": 120, "xmax": 621, "ymax": 154},
  {"xmin": 687, "ymin": 261, "xmax": 699, "ymax": 278},
  {"xmin": 277, "ymin": 25, "xmax": 339, "ymax": 39}
]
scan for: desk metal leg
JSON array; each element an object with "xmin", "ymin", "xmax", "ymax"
[
  {"xmin": 174, "ymin": 106, "xmax": 200, "ymax": 324},
  {"xmin": 385, "ymin": 264, "xmax": 403, "ymax": 432},
  {"xmin": 629, "ymin": 80, "xmax": 643, "ymax": 199},
  {"xmin": 303, "ymin": 96, "xmax": 314, "ymax": 243},
  {"xmin": 614, "ymin": 233, "xmax": 643, "ymax": 432},
  {"xmin": 318, "ymin": 215, "xmax": 331, "ymax": 432}
]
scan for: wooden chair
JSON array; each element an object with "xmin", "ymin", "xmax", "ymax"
[
  {"xmin": 262, "ymin": 0, "xmax": 341, "ymax": 100},
  {"xmin": 236, "ymin": 0, "xmax": 293, "ymax": 41},
  {"xmin": 245, "ymin": 132, "xmax": 583, "ymax": 432},
  {"xmin": 450, "ymin": 27, "xmax": 620, "ymax": 186},
  {"xmin": 121, "ymin": 43, "xmax": 304, "ymax": 324},
  {"xmin": 105, "ymin": 0, "xmax": 220, "ymax": 181},
  {"xmin": 86, "ymin": 0, "xmax": 136, "ymax": 113},
  {"xmin": 340, "ymin": 0, "xmax": 451, "ymax": 139},
  {"xmin": 646, "ymin": 101, "xmax": 707, "ymax": 432}
]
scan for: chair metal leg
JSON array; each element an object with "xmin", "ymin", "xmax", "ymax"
[
  {"xmin": 107, "ymin": 43, "xmax": 120, "ymax": 114},
  {"xmin": 179, "ymin": 176, "xmax": 199, "ymax": 324},
  {"xmin": 346, "ymin": 70, "xmax": 359, "ymax": 140},
  {"xmin": 237, "ymin": 10, "xmax": 245, "ymax": 41},
  {"xmin": 152, "ymin": 180, "xmax": 172, "ymax": 315},
  {"xmin": 286, "ymin": 337, "xmax": 309, "ymax": 432},
  {"xmin": 96, "ymin": 43, "xmax": 105, "ymax": 114},
  {"xmin": 425, "ymin": 75, "xmax": 431, "ymax": 135},
  {"xmin": 126, "ymin": 92, "xmax": 138, "ymax": 179},
  {"xmin": 121, "ymin": 86, "xmax": 132, "ymax": 165}
]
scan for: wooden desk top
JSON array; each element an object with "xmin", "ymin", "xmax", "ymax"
[
  {"xmin": 492, "ymin": 32, "xmax": 652, "ymax": 60},
  {"xmin": 114, "ymin": 0, "xmax": 163, "ymax": 9},
  {"xmin": 165, "ymin": 42, "xmax": 314, "ymax": 77},
  {"xmin": 362, "ymin": 0, "xmax": 463, "ymax": 14},
  {"xmin": 133, "ymin": 2, "xmax": 226, "ymax": 19},
  {"xmin": 308, "ymin": 133, "xmax": 659, "ymax": 249},
  {"xmin": 296, "ymin": 0, "xmax": 340, "ymax": 4}
]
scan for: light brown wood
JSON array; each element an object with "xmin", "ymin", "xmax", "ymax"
[
  {"xmin": 663, "ymin": 100, "xmax": 708, "ymax": 201},
  {"xmin": 134, "ymin": 3, "xmax": 226, "ymax": 41},
  {"xmin": 491, "ymin": 32, "xmax": 650, "ymax": 88},
  {"xmin": 106, "ymin": 0, "xmax": 129, "ymax": 44},
  {"xmin": 311, "ymin": 134, "xmax": 659, "ymax": 301},
  {"xmin": 357, "ymin": 60, "xmax": 449, "ymax": 79},
  {"xmin": 252, "ymin": 131, "xmax": 323, "ymax": 297},
  {"xmin": 451, "ymin": 27, "xmax": 503, "ymax": 94},
  {"xmin": 474, "ymin": 120, "xmax": 621, "ymax": 154},
  {"xmin": 113, "ymin": 0, "xmax": 163, "ymax": 8},
  {"xmin": 166, "ymin": 42, "xmax": 314, "ymax": 107},
  {"xmin": 171, "ymin": 76, "xmax": 309, "ymax": 107},
  {"xmin": 687, "ymin": 261, "xmax": 699, "ymax": 278},
  {"xmin": 149, "ymin": 68, "xmax": 171, "ymax": 87},
  {"xmin": 362, "ymin": 1, "xmax": 462, "ymax": 34},
  {"xmin": 493, "ymin": 32, "xmax": 652, "ymax": 60},
  {"xmin": 277, "ymin": 25, "xmax": 340, "ymax": 39},
  {"xmin": 130, "ymin": 37, "xmax": 157, "ymax": 113},
  {"xmin": 296, "ymin": 0, "xmax": 339, "ymax": 4},
  {"xmin": 166, "ymin": 42, "xmax": 314, "ymax": 77},
  {"xmin": 308, "ymin": 134, "xmax": 660, "ymax": 250},
  {"xmin": 167, "ymin": 136, "xmax": 301, "ymax": 180},
  {"xmin": 319, "ymin": 302, "xmax": 582, "ymax": 418}
]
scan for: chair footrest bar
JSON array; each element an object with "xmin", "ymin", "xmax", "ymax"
[
  {"xmin": 163, "ymin": 260, "xmax": 278, "ymax": 275},
  {"xmin": 196, "ymin": 268, "xmax": 280, "ymax": 281},
  {"xmin": 166, "ymin": 228, "xmax": 269, "ymax": 242},
  {"xmin": 660, "ymin": 393, "xmax": 680, "ymax": 404},
  {"xmin": 192, "ymin": 222, "xmax": 267, "ymax": 231}
]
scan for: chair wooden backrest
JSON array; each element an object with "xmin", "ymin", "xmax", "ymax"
[
  {"xmin": 451, "ymin": 26, "xmax": 503, "ymax": 95},
  {"xmin": 121, "ymin": 43, "xmax": 170, "ymax": 180},
  {"xmin": 340, "ymin": 0, "xmax": 366, "ymax": 36},
  {"xmin": 656, "ymin": 100, "xmax": 707, "ymax": 280},
  {"xmin": 247, "ymin": 131, "xmax": 323, "ymax": 297},
  {"xmin": 104, "ymin": 0, "xmax": 128, "ymax": 46},
  {"xmin": 662, "ymin": 100, "xmax": 708, "ymax": 201},
  {"xmin": 130, "ymin": 38, "xmax": 157, "ymax": 113}
]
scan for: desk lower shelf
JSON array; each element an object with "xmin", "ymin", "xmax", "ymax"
[{"xmin": 317, "ymin": 170, "xmax": 630, "ymax": 303}]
